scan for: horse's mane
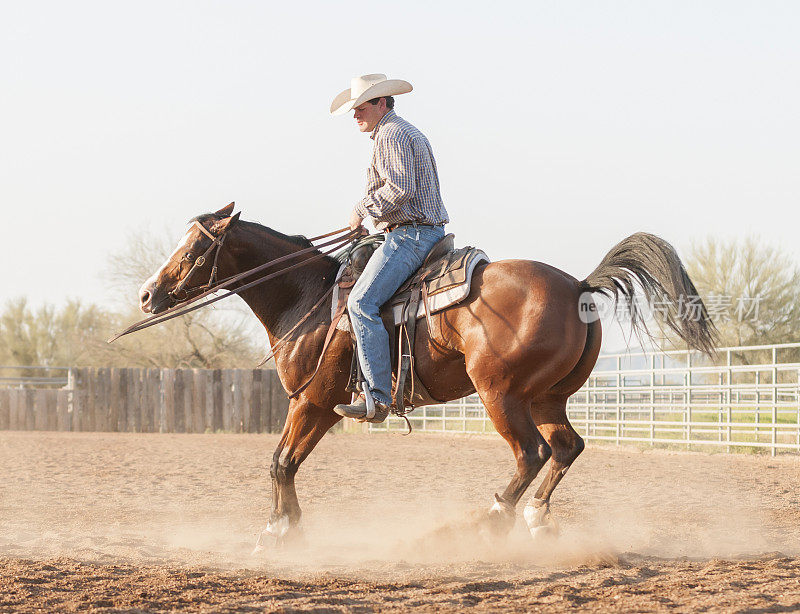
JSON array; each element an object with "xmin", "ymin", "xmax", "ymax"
[{"xmin": 188, "ymin": 213, "xmax": 315, "ymax": 250}]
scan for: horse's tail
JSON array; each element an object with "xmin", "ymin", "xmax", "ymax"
[{"xmin": 580, "ymin": 232, "xmax": 718, "ymax": 356}]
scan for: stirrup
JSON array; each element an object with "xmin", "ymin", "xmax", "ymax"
[{"xmin": 333, "ymin": 394, "xmax": 389, "ymax": 423}]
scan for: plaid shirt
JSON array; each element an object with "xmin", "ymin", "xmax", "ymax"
[{"xmin": 355, "ymin": 110, "xmax": 449, "ymax": 231}]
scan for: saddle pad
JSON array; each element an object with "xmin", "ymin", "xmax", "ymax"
[{"xmin": 332, "ymin": 250, "xmax": 489, "ymax": 330}]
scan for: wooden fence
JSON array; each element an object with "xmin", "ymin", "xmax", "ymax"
[{"xmin": 0, "ymin": 368, "xmax": 290, "ymax": 433}]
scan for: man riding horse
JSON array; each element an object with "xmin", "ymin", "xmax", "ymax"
[
  {"xmin": 330, "ymin": 74, "xmax": 449, "ymax": 423},
  {"xmin": 131, "ymin": 75, "xmax": 716, "ymax": 549}
]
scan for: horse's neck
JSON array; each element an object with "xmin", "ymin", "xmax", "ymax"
[{"xmin": 225, "ymin": 225, "xmax": 338, "ymax": 340}]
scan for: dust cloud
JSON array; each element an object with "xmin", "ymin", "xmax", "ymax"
[
  {"xmin": 3, "ymin": 431, "xmax": 800, "ymax": 612},
  {"xmin": 1, "ymin": 431, "xmax": 797, "ymax": 573}
]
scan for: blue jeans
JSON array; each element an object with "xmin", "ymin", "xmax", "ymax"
[{"xmin": 348, "ymin": 224, "xmax": 446, "ymax": 406}]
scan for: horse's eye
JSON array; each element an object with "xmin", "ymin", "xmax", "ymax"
[{"xmin": 184, "ymin": 253, "xmax": 194, "ymax": 261}]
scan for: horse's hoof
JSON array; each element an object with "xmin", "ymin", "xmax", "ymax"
[
  {"xmin": 279, "ymin": 526, "xmax": 307, "ymax": 550},
  {"xmin": 251, "ymin": 542, "xmax": 266, "ymax": 556},
  {"xmin": 523, "ymin": 499, "xmax": 559, "ymax": 541},
  {"xmin": 528, "ymin": 520, "xmax": 560, "ymax": 541},
  {"xmin": 484, "ymin": 493, "xmax": 516, "ymax": 539},
  {"xmin": 251, "ymin": 515, "xmax": 290, "ymax": 555}
]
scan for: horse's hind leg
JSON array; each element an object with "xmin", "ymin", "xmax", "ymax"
[
  {"xmin": 524, "ymin": 394, "xmax": 585, "ymax": 539},
  {"xmin": 479, "ymin": 391, "xmax": 552, "ymax": 536}
]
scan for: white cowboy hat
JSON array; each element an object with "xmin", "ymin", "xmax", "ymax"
[{"xmin": 330, "ymin": 74, "xmax": 413, "ymax": 116}]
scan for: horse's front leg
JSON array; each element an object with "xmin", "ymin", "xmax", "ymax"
[{"xmin": 254, "ymin": 398, "xmax": 341, "ymax": 551}]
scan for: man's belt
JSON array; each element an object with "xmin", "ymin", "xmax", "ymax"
[{"xmin": 384, "ymin": 221, "xmax": 444, "ymax": 233}]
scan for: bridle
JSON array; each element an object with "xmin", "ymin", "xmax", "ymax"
[
  {"xmin": 169, "ymin": 221, "xmax": 228, "ymax": 301},
  {"xmin": 110, "ymin": 221, "xmax": 365, "ymax": 399},
  {"xmin": 109, "ymin": 224, "xmax": 361, "ymax": 343}
]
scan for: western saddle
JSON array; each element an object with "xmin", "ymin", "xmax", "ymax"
[{"xmin": 333, "ymin": 233, "xmax": 488, "ymax": 416}]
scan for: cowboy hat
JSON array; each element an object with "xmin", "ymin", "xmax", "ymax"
[{"xmin": 330, "ymin": 74, "xmax": 413, "ymax": 116}]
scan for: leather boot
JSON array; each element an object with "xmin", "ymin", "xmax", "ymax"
[{"xmin": 333, "ymin": 394, "xmax": 390, "ymax": 423}]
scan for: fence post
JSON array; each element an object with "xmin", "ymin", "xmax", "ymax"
[
  {"xmin": 116, "ymin": 369, "xmax": 128, "ymax": 433},
  {"xmin": 142, "ymin": 368, "xmax": 155, "ymax": 433},
  {"xmin": 157, "ymin": 369, "xmax": 169, "ymax": 433},
  {"xmin": 166, "ymin": 369, "xmax": 176, "ymax": 433},
  {"xmin": 100, "ymin": 367, "xmax": 111, "ymax": 432},
  {"xmin": 270, "ymin": 370, "xmax": 289, "ymax": 432},
  {"xmin": 47, "ymin": 389, "xmax": 58, "ymax": 430},
  {"xmin": 133, "ymin": 369, "xmax": 144, "ymax": 432},
  {"xmin": 57, "ymin": 388, "xmax": 70, "ymax": 431},
  {"xmin": 33, "ymin": 390, "xmax": 46, "ymax": 430},
  {"xmin": 232, "ymin": 369, "xmax": 244, "ymax": 433},
  {"xmin": 726, "ymin": 350, "xmax": 732, "ymax": 451},
  {"xmin": 616, "ymin": 356, "xmax": 623, "ymax": 445},
  {"xmin": 588, "ymin": 371, "xmax": 594, "ymax": 441},
  {"xmin": 585, "ymin": 377, "xmax": 591, "ymax": 441},
  {"xmin": 183, "ymin": 369, "xmax": 195, "ymax": 433},
  {"xmin": 772, "ymin": 346, "xmax": 778, "ymax": 456},
  {"xmin": 212, "ymin": 369, "xmax": 223, "ymax": 432},
  {"xmin": 191, "ymin": 369, "xmax": 206, "ymax": 433},
  {"xmin": 650, "ymin": 354, "xmax": 655, "ymax": 446},
  {"xmin": 240, "ymin": 369, "xmax": 253, "ymax": 433},
  {"xmin": 687, "ymin": 352, "xmax": 692, "ymax": 445},
  {"xmin": 8, "ymin": 389, "xmax": 17, "ymax": 430},
  {"xmin": 755, "ymin": 369, "xmax": 761, "ymax": 444},
  {"xmin": 23, "ymin": 388, "xmax": 35, "ymax": 430},
  {"xmin": 221, "ymin": 370, "xmax": 233, "ymax": 431},
  {"xmin": 718, "ymin": 369, "xmax": 724, "ymax": 445},
  {"xmin": 0, "ymin": 390, "xmax": 10, "ymax": 431},
  {"xmin": 203, "ymin": 370, "xmax": 214, "ymax": 432},
  {"xmin": 250, "ymin": 370, "xmax": 262, "ymax": 433},
  {"xmin": 71, "ymin": 368, "xmax": 85, "ymax": 431},
  {"xmin": 173, "ymin": 369, "xmax": 186, "ymax": 433},
  {"xmin": 88, "ymin": 368, "xmax": 99, "ymax": 432}
]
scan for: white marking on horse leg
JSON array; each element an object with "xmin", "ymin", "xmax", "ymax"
[
  {"xmin": 252, "ymin": 540, "xmax": 266, "ymax": 555},
  {"xmin": 523, "ymin": 501, "xmax": 538, "ymax": 529},
  {"xmin": 489, "ymin": 493, "xmax": 514, "ymax": 518},
  {"xmin": 266, "ymin": 515, "xmax": 290, "ymax": 537},
  {"xmin": 523, "ymin": 497, "xmax": 557, "ymax": 540},
  {"xmin": 485, "ymin": 494, "xmax": 516, "ymax": 538},
  {"xmin": 528, "ymin": 524, "xmax": 555, "ymax": 540},
  {"xmin": 252, "ymin": 515, "xmax": 290, "ymax": 555}
]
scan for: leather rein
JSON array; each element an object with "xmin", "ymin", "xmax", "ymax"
[{"xmin": 108, "ymin": 224, "xmax": 360, "ymax": 343}]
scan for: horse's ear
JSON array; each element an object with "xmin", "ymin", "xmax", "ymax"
[
  {"xmin": 213, "ymin": 211, "xmax": 240, "ymax": 233},
  {"xmin": 215, "ymin": 202, "xmax": 235, "ymax": 217}
]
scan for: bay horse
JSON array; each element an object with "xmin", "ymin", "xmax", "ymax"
[{"xmin": 138, "ymin": 203, "xmax": 716, "ymax": 547}]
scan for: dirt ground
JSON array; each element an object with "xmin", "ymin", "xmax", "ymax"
[{"xmin": 1, "ymin": 431, "xmax": 800, "ymax": 612}]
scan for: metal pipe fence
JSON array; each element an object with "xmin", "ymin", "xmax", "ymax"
[
  {"xmin": 0, "ymin": 365, "xmax": 70, "ymax": 388},
  {"xmin": 371, "ymin": 342, "xmax": 800, "ymax": 455}
]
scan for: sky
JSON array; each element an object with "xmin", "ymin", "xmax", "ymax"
[{"xmin": 1, "ymin": 0, "xmax": 799, "ymax": 352}]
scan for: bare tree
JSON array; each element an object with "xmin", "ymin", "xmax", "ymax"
[
  {"xmin": 0, "ymin": 298, "xmax": 119, "ymax": 369},
  {"xmin": 684, "ymin": 236, "xmax": 800, "ymax": 350},
  {"xmin": 101, "ymin": 226, "xmax": 266, "ymax": 368},
  {"xmin": 0, "ymin": 228, "xmax": 266, "ymax": 369}
]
